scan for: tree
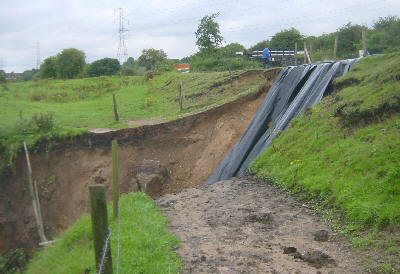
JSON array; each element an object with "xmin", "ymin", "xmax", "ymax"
[
  {"xmin": 248, "ymin": 40, "xmax": 270, "ymax": 52},
  {"xmin": 220, "ymin": 43, "xmax": 245, "ymax": 57},
  {"xmin": 335, "ymin": 23, "xmax": 364, "ymax": 58},
  {"xmin": 122, "ymin": 57, "xmax": 136, "ymax": 67},
  {"xmin": 138, "ymin": 48, "xmax": 167, "ymax": 70},
  {"xmin": 87, "ymin": 58, "xmax": 120, "ymax": 77},
  {"xmin": 56, "ymin": 48, "xmax": 86, "ymax": 78},
  {"xmin": 195, "ymin": 13, "xmax": 223, "ymax": 51},
  {"xmin": 270, "ymin": 28, "xmax": 303, "ymax": 49},
  {"xmin": 0, "ymin": 70, "xmax": 6, "ymax": 83},
  {"xmin": 40, "ymin": 56, "xmax": 57, "ymax": 78},
  {"xmin": 23, "ymin": 69, "xmax": 39, "ymax": 81}
]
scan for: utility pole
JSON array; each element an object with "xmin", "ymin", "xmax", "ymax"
[
  {"xmin": 36, "ymin": 42, "xmax": 41, "ymax": 70},
  {"xmin": 114, "ymin": 8, "xmax": 128, "ymax": 63}
]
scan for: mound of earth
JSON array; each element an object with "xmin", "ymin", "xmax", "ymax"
[{"xmin": 156, "ymin": 177, "xmax": 362, "ymax": 273}]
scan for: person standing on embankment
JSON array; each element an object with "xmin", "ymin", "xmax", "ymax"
[{"xmin": 262, "ymin": 44, "xmax": 271, "ymax": 69}]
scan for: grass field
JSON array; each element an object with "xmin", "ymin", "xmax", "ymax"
[
  {"xmin": 0, "ymin": 70, "xmax": 264, "ymax": 131},
  {"xmin": 25, "ymin": 192, "xmax": 180, "ymax": 273},
  {"xmin": 0, "ymin": 69, "xmax": 267, "ymax": 175},
  {"xmin": 249, "ymin": 53, "xmax": 400, "ymax": 271}
]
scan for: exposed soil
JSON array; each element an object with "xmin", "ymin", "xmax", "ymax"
[
  {"xmin": 156, "ymin": 177, "xmax": 362, "ymax": 273},
  {"xmin": 0, "ymin": 69, "xmax": 280, "ymax": 254}
]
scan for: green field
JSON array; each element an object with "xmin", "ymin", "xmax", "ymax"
[
  {"xmin": 250, "ymin": 53, "xmax": 400, "ymax": 271},
  {"xmin": 25, "ymin": 192, "xmax": 180, "ymax": 273},
  {"xmin": 0, "ymin": 70, "xmax": 265, "ymax": 131},
  {"xmin": 0, "ymin": 70, "xmax": 267, "ymax": 175}
]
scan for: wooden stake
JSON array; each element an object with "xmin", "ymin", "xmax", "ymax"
[
  {"xmin": 89, "ymin": 185, "xmax": 113, "ymax": 274},
  {"xmin": 112, "ymin": 93, "xmax": 119, "ymax": 122},
  {"xmin": 294, "ymin": 42, "xmax": 298, "ymax": 65},
  {"xmin": 304, "ymin": 42, "xmax": 312, "ymax": 64},
  {"xmin": 227, "ymin": 61, "xmax": 232, "ymax": 87},
  {"xmin": 309, "ymin": 43, "xmax": 313, "ymax": 63},
  {"xmin": 178, "ymin": 80, "xmax": 183, "ymax": 111},
  {"xmin": 112, "ymin": 140, "xmax": 119, "ymax": 219},
  {"xmin": 23, "ymin": 141, "xmax": 47, "ymax": 243},
  {"xmin": 362, "ymin": 29, "xmax": 367, "ymax": 57},
  {"xmin": 334, "ymin": 35, "xmax": 338, "ymax": 59}
]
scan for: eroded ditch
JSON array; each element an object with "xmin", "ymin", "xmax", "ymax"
[{"xmin": 0, "ymin": 69, "xmax": 279, "ymax": 255}]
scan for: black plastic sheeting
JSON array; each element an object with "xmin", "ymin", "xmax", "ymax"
[{"xmin": 205, "ymin": 59, "xmax": 360, "ymax": 185}]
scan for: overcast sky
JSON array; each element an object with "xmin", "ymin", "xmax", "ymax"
[{"xmin": 1, "ymin": 0, "xmax": 399, "ymax": 72}]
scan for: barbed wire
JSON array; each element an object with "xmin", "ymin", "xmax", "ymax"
[{"xmin": 98, "ymin": 228, "xmax": 112, "ymax": 274}]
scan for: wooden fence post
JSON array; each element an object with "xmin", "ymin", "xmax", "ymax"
[
  {"xmin": 178, "ymin": 80, "xmax": 183, "ymax": 111},
  {"xmin": 112, "ymin": 140, "xmax": 119, "ymax": 219},
  {"xmin": 334, "ymin": 35, "xmax": 338, "ymax": 59},
  {"xmin": 304, "ymin": 42, "xmax": 311, "ymax": 64},
  {"xmin": 309, "ymin": 43, "xmax": 313, "ymax": 63},
  {"xmin": 294, "ymin": 42, "xmax": 298, "ymax": 65},
  {"xmin": 23, "ymin": 141, "xmax": 47, "ymax": 243},
  {"xmin": 90, "ymin": 185, "xmax": 113, "ymax": 274},
  {"xmin": 112, "ymin": 93, "xmax": 119, "ymax": 122},
  {"xmin": 227, "ymin": 61, "xmax": 233, "ymax": 87},
  {"xmin": 362, "ymin": 29, "xmax": 367, "ymax": 57}
]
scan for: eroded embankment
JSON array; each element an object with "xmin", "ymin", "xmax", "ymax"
[{"xmin": 0, "ymin": 69, "xmax": 279, "ymax": 255}]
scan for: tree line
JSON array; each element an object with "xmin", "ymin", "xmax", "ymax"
[{"xmin": 11, "ymin": 14, "xmax": 400, "ymax": 81}]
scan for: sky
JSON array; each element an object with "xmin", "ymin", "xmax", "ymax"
[{"xmin": 1, "ymin": 0, "xmax": 399, "ymax": 72}]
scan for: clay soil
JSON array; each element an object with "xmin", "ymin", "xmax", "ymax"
[
  {"xmin": 156, "ymin": 177, "xmax": 363, "ymax": 273},
  {"xmin": 0, "ymin": 70, "xmax": 279, "ymax": 254}
]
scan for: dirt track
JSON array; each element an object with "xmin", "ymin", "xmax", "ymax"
[{"xmin": 156, "ymin": 177, "xmax": 362, "ymax": 273}]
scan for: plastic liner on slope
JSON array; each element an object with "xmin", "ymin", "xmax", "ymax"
[{"xmin": 205, "ymin": 59, "xmax": 360, "ymax": 185}]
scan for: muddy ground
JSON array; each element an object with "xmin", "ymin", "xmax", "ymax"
[{"xmin": 156, "ymin": 177, "xmax": 362, "ymax": 273}]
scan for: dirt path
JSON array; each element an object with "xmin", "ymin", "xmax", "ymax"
[{"xmin": 156, "ymin": 177, "xmax": 362, "ymax": 273}]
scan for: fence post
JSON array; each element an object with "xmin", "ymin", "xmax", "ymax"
[
  {"xmin": 294, "ymin": 42, "xmax": 298, "ymax": 65},
  {"xmin": 304, "ymin": 42, "xmax": 311, "ymax": 64},
  {"xmin": 178, "ymin": 80, "xmax": 183, "ymax": 111},
  {"xmin": 227, "ymin": 61, "xmax": 232, "ymax": 87},
  {"xmin": 334, "ymin": 35, "xmax": 338, "ymax": 59},
  {"xmin": 23, "ymin": 141, "xmax": 47, "ymax": 243},
  {"xmin": 112, "ymin": 140, "xmax": 119, "ymax": 219},
  {"xmin": 112, "ymin": 93, "xmax": 119, "ymax": 122},
  {"xmin": 362, "ymin": 29, "xmax": 367, "ymax": 57},
  {"xmin": 309, "ymin": 43, "xmax": 313, "ymax": 63},
  {"xmin": 89, "ymin": 185, "xmax": 113, "ymax": 274}
]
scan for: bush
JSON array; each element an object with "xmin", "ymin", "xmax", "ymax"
[{"xmin": 87, "ymin": 58, "xmax": 120, "ymax": 77}]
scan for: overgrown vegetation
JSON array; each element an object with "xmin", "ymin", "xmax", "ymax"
[
  {"xmin": 25, "ymin": 192, "xmax": 181, "ymax": 273},
  {"xmin": 250, "ymin": 53, "xmax": 400, "ymax": 271}
]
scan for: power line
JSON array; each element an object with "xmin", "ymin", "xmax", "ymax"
[{"xmin": 115, "ymin": 8, "xmax": 129, "ymax": 63}]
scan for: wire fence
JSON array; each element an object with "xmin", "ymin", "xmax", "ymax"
[
  {"xmin": 97, "ymin": 201, "xmax": 122, "ymax": 274},
  {"xmin": 116, "ymin": 201, "xmax": 121, "ymax": 274},
  {"xmin": 98, "ymin": 228, "xmax": 112, "ymax": 274}
]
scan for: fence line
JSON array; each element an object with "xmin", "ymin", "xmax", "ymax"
[
  {"xmin": 98, "ymin": 228, "xmax": 112, "ymax": 274},
  {"xmin": 116, "ymin": 201, "xmax": 121, "ymax": 274}
]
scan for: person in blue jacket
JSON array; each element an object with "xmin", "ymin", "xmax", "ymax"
[{"xmin": 262, "ymin": 44, "xmax": 271, "ymax": 69}]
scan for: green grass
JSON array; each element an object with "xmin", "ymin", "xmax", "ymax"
[
  {"xmin": 250, "ymin": 53, "xmax": 400, "ymax": 271},
  {"xmin": 0, "ymin": 70, "xmax": 264, "ymax": 131},
  {"xmin": 250, "ymin": 53, "xmax": 400, "ymax": 228},
  {"xmin": 0, "ymin": 69, "xmax": 267, "ymax": 175},
  {"xmin": 25, "ymin": 192, "xmax": 180, "ymax": 273}
]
